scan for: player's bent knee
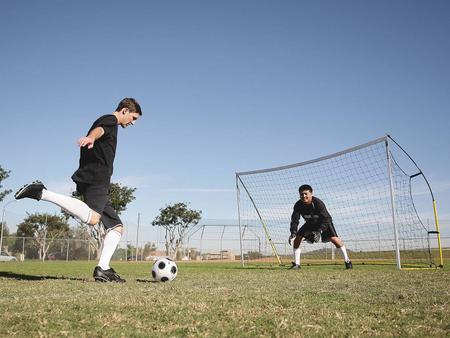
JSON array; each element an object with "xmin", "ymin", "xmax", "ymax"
[
  {"xmin": 111, "ymin": 224, "xmax": 123, "ymax": 234},
  {"xmin": 87, "ymin": 211, "xmax": 101, "ymax": 225},
  {"xmin": 293, "ymin": 236, "xmax": 302, "ymax": 248},
  {"xmin": 331, "ymin": 237, "xmax": 343, "ymax": 248}
]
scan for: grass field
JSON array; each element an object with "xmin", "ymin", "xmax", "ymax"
[{"xmin": 1, "ymin": 261, "xmax": 449, "ymax": 337}]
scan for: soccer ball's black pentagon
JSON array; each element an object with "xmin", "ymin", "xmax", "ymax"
[
  {"xmin": 161, "ymin": 277, "xmax": 169, "ymax": 282},
  {"xmin": 167, "ymin": 257, "xmax": 173, "ymax": 261},
  {"xmin": 152, "ymin": 270, "xmax": 156, "ymax": 278},
  {"xmin": 171, "ymin": 266, "xmax": 177, "ymax": 274},
  {"xmin": 158, "ymin": 262, "xmax": 166, "ymax": 269}
]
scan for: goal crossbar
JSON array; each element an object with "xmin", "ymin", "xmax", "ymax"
[{"xmin": 237, "ymin": 136, "xmax": 387, "ymax": 176}]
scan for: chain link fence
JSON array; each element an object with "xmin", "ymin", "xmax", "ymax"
[{"xmin": 1, "ymin": 222, "xmax": 449, "ymax": 263}]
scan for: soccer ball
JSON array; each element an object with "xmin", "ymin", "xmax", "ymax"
[{"xmin": 151, "ymin": 257, "xmax": 178, "ymax": 282}]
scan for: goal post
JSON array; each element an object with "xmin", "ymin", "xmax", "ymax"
[
  {"xmin": 386, "ymin": 137, "xmax": 402, "ymax": 270},
  {"xmin": 236, "ymin": 135, "xmax": 443, "ymax": 269}
]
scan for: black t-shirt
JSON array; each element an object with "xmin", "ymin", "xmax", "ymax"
[
  {"xmin": 71, "ymin": 115, "xmax": 118, "ymax": 186},
  {"xmin": 290, "ymin": 196, "xmax": 333, "ymax": 235}
]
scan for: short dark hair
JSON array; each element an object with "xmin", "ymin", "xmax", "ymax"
[
  {"xmin": 298, "ymin": 184, "xmax": 313, "ymax": 193},
  {"xmin": 116, "ymin": 97, "xmax": 142, "ymax": 115}
]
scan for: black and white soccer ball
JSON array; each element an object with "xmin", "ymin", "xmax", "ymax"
[{"xmin": 151, "ymin": 257, "xmax": 178, "ymax": 282}]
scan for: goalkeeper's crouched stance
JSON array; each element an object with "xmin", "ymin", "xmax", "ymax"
[{"xmin": 288, "ymin": 184, "xmax": 352, "ymax": 270}]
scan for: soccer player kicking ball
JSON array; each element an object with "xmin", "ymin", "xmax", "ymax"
[
  {"xmin": 288, "ymin": 184, "xmax": 352, "ymax": 270},
  {"xmin": 15, "ymin": 98, "xmax": 142, "ymax": 283}
]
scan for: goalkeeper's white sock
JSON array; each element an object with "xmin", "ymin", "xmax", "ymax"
[
  {"xmin": 294, "ymin": 247, "xmax": 301, "ymax": 266},
  {"xmin": 98, "ymin": 229, "xmax": 122, "ymax": 270},
  {"xmin": 340, "ymin": 245, "xmax": 350, "ymax": 263},
  {"xmin": 41, "ymin": 189, "xmax": 92, "ymax": 223}
]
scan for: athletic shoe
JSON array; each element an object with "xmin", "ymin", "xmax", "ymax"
[
  {"xmin": 14, "ymin": 181, "xmax": 46, "ymax": 201},
  {"xmin": 345, "ymin": 261, "xmax": 353, "ymax": 269},
  {"xmin": 93, "ymin": 266, "xmax": 126, "ymax": 283},
  {"xmin": 288, "ymin": 261, "xmax": 301, "ymax": 270}
]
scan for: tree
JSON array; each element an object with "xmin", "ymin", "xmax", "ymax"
[
  {"xmin": 109, "ymin": 183, "xmax": 136, "ymax": 215},
  {"xmin": 142, "ymin": 242, "xmax": 157, "ymax": 258},
  {"xmin": 16, "ymin": 213, "xmax": 70, "ymax": 261},
  {"xmin": 0, "ymin": 223, "xmax": 15, "ymax": 254},
  {"xmin": 63, "ymin": 182, "xmax": 136, "ymax": 259},
  {"xmin": 152, "ymin": 202, "xmax": 202, "ymax": 259},
  {"xmin": 0, "ymin": 165, "xmax": 12, "ymax": 202}
]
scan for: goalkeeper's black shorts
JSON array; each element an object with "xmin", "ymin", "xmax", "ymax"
[{"xmin": 297, "ymin": 222, "xmax": 338, "ymax": 243}]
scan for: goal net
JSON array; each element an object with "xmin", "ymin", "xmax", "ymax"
[{"xmin": 236, "ymin": 135, "xmax": 442, "ymax": 269}]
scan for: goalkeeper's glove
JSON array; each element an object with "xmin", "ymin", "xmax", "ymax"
[{"xmin": 288, "ymin": 234, "xmax": 296, "ymax": 246}]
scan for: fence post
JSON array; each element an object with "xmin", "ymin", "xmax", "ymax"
[
  {"xmin": 22, "ymin": 237, "xmax": 25, "ymax": 261},
  {"xmin": 66, "ymin": 238, "xmax": 70, "ymax": 261}
]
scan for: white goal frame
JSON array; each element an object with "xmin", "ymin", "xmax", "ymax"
[{"xmin": 236, "ymin": 135, "xmax": 443, "ymax": 270}]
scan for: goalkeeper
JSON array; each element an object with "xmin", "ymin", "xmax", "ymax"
[{"xmin": 288, "ymin": 184, "xmax": 352, "ymax": 269}]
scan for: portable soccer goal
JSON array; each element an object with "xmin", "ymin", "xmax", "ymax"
[{"xmin": 236, "ymin": 135, "xmax": 443, "ymax": 270}]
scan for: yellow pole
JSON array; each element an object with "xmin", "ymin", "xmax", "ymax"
[
  {"xmin": 433, "ymin": 200, "xmax": 444, "ymax": 268},
  {"xmin": 237, "ymin": 175, "xmax": 283, "ymax": 265},
  {"xmin": 260, "ymin": 219, "xmax": 283, "ymax": 265}
]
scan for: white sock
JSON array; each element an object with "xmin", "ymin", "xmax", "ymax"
[
  {"xmin": 41, "ymin": 189, "xmax": 92, "ymax": 223},
  {"xmin": 340, "ymin": 245, "xmax": 350, "ymax": 263},
  {"xmin": 98, "ymin": 229, "xmax": 122, "ymax": 270},
  {"xmin": 294, "ymin": 247, "xmax": 301, "ymax": 266}
]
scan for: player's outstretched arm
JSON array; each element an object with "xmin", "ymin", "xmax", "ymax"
[{"xmin": 78, "ymin": 127, "xmax": 105, "ymax": 149}]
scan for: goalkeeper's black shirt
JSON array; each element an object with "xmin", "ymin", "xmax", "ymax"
[{"xmin": 290, "ymin": 197, "xmax": 333, "ymax": 235}]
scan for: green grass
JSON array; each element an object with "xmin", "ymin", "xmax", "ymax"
[{"xmin": 1, "ymin": 261, "xmax": 449, "ymax": 337}]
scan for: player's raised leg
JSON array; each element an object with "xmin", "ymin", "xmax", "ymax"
[{"xmin": 15, "ymin": 180, "xmax": 98, "ymax": 225}]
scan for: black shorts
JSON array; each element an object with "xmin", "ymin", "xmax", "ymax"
[
  {"xmin": 297, "ymin": 222, "xmax": 338, "ymax": 243},
  {"xmin": 76, "ymin": 183, "xmax": 123, "ymax": 230}
]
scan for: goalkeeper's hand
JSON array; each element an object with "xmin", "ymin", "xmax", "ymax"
[
  {"xmin": 304, "ymin": 230, "xmax": 322, "ymax": 244},
  {"xmin": 288, "ymin": 234, "xmax": 296, "ymax": 246}
]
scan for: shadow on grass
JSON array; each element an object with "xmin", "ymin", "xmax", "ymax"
[
  {"xmin": 136, "ymin": 279, "xmax": 159, "ymax": 283},
  {"xmin": 235, "ymin": 263, "xmax": 351, "ymax": 270},
  {"xmin": 238, "ymin": 265, "xmax": 287, "ymax": 270},
  {"xmin": 0, "ymin": 271, "xmax": 88, "ymax": 282}
]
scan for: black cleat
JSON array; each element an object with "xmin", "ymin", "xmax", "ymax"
[
  {"xmin": 15, "ymin": 181, "xmax": 46, "ymax": 201},
  {"xmin": 345, "ymin": 261, "xmax": 353, "ymax": 269},
  {"xmin": 93, "ymin": 266, "xmax": 126, "ymax": 283},
  {"xmin": 289, "ymin": 262, "xmax": 301, "ymax": 270}
]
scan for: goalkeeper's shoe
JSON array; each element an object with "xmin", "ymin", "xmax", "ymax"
[
  {"xmin": 15, "ymin": 181, "xmax": 46, "ymax": 201},
  {"xmin": 288, "ymin": 262, "xmax": 301, "ymax": 270},
  {"xmin": 93, "ymin": 266, "xmax": 126, "ymax": 283},
  {"xmin": 345, "ymin": 261, "xmax": 353, "ymax": 269}
]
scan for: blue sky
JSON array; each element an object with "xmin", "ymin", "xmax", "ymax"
[{"xmin": 1, "ymin": 1, "xmax": 449, "ymax": 243}]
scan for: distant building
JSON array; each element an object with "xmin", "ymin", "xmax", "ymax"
[
  {"xmin": 202, "ymin": 250, "xmax": 235, "ymax": 260},
  {"xmin": 144, "ymin": 250, "xmax": 168, "ymax": 261}
]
